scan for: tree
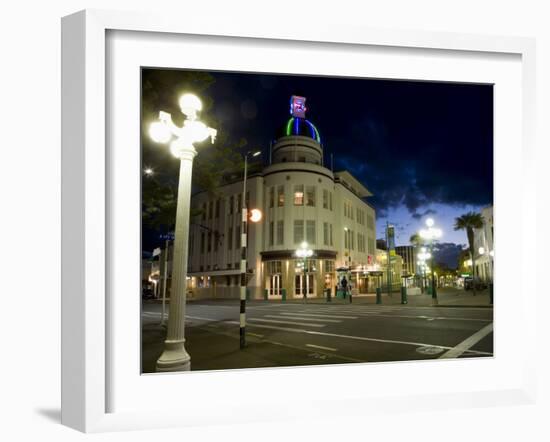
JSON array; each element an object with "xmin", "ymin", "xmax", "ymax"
[
  {"xmin": 409, "ymin": 233, "xmax": 422, "ymax": 247},
  {"xmin": 141, "ymin": 69, "xmax": 259, "ymax": 233},
  {"xmin": 454, "ymin": 211, "xmax": 484, "ymax": 295}
]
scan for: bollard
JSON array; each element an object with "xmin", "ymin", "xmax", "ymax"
[
  {"xmin": 349, "ymin": 289, "xmax": 353, "ymax": 304},
  {"xmin": 246, "ymin": 288, "xmax": 251, "ymax": 301},
  {"xmin": 401, "ymin": 286, "xmax": 408, "ymax": 304},
  {"xmin": 489, "ymin": 283, "xmax": 493, "ymax": 305},
  {"xmin": 376, "ymin": 287, "xmax": 382, "ymax": 304},
  {"xmin": 326, "ymin": 288, "xmax": 332, "ymax": 303},
  {"xmin": 281, "ymin": 288, "xmax": 286, "ymax": 303},
  {"xmin": 264, "ymin": 289, "xmax": 268, "ymax": 301}
]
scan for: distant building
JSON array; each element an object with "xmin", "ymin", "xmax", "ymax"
[
  {"xmin": 395, "ymin": 245, "xmax": 417, "ymax": 276},
  {"xmin": 185, "ymin": 96, "xmax": 377, "ymax": 299},
  {"xmin": 375, "ymin": 248, "xmax": 403, "ymax": 291},
  {"xmin": 473, "ymin": 206, "xmax": 494, "ymax": 282},
  {"xmin": 376, "ymin": 238, "xmax": 387, "ymax": 250}
]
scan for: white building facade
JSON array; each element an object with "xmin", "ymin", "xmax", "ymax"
[{"xmin": 187, "ymin": 97, "xmax": 376, "ymax": 299}]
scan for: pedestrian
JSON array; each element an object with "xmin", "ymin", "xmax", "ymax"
[{"xmin": 341, "ymin": 276, "xmax": 348, "ymax": 300}]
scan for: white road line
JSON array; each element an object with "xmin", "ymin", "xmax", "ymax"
[
  {"xmin": 248, "ymin": 318, "xmax": 325, "ymax": 328},
  {"xmin": 439, "ymin": 323, "xmax": 494, "ymax": 359},
  {"xmin": 280, "ymin": 312, "xmax": 358, "ymax": 319},
  {"xmin": 248, "ymin": 332, "xmax": 264, "ymax": 338},
  {"xmin": 306, "ymin": 344, "xmax": 338, "ymax": 352},
  {"xmin": 183, "ymin": 317, "xmax": 492, "ymax": 356},
  {"xmin": 264, "ymin": 315, "xmax": 341, "ymax": 323},
  {"xmin": 244, "ymin": 322, "xmax": 491, "ymax": 355}
]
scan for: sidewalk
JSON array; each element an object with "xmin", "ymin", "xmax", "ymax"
[{"xmin": 150, "ymin": 288, "xmax": 492, "ymax": 308}]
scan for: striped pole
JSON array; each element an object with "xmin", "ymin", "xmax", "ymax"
[{"xmin": 239, "ymin": 157, "xmax": 248, "ymax": 349}]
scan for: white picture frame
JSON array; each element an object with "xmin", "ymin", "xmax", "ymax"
[{"xmin": 61, "ymin": 9, "xmax": 537, "ymax": 433}]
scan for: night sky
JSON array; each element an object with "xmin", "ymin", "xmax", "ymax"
[{"xmin": 143, "ymin": 69, "xmax": 493, "ymax": 267}]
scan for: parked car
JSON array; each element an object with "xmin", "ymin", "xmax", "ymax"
[{"xmin": 464, "ymin": 277, "xmax": 487, "ymax": 291}]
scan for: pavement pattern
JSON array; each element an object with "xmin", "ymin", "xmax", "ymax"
[{"xmin": 141, "ymin": 292, "xmax": 493, "ymax": 373}]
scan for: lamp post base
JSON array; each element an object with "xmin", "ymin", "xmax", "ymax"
[{"xmin": 156, "ymin": 339, "xmax": 191, "ymax": 372}]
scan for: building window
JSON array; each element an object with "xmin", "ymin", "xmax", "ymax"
[
  {"xmin": 368, "ymin": 237, "xmax": 375, "ymax": 255},
  {"xmin": 269, "ymin": 187, "xmax": 274, "ymax": 208},
  {"xmin": 237, "ymin": 193, "xmax": 242, "ymax": 213},
  {"xmin": 202, "ymin": 203, "xmax": 207, "ymax": 221},
  {"xmin": 269, "ymin": 221, "xmax": 274, "ymax": 246},
  {"xmin": 306, "ymin": 186, "xmax": 315, "ymax": 206},
  {"xmin": 228, "ymin": 226, "xmax": 233, "ymax": 249},
  {"xmin": 306, "ymin": 220, "xmax": 316, "ymax": 244},
  {"xmin": 329, "ymin": 192, "xmax": 333, "ymax": 211},
  {"xmin": 325, "ymin": 260, "xmax": 334, "ymax": 273},
  {"xmin": 267, "ymin": 261, "xmax": 282, "ymax": 274},
  {"xmin": 277, "ymin": 185, "xmax": 285, "ymax": 207},
  {"xmin": 214, "ymin": 232, "xmax": 219, "ymax": 252},
  {"xmin": 351, "ymin": 230, "xmax": 355, "ymax": 250},
  {"xmin": 200, "ymin": 232, "xmax": 205, "ymax": 254},
  {"xmin": 215, "ymin": 199, "xmax": 220, "ymax": 218},
  {"xmin": 207, "ymin": 232, "xmax": 212, "ymax": 252},
  {"xmin": 235, "ymin": 226, "xmax": 240, "ymax": 249},
  {"xmin": 330, "ymin": 224, "xmax": 333, "ymax": 246},
  {"xmin": 323, "ymin": 222, "xmax": 328, "ymax": 245},
  {"xmin": 294, "ymin": 185, "xmax": 304, "ymax": 205},
  {"xmin": 229, "ymin": 196, "xmax": 234, "ymax": 215},
  {"xmin": 246, "ymin": 191, "xmax": 250, "ymax": 208},
  {"xmin": 294, "ymin": 220, "xmax": 304, "ymax": 244},
  {"xmin": 323, "ymin": 189, "xmax": 328, "ymax": 209},
  {"xmin": 277, "ymin": 220, "xmax": 284, "ymax": 245},
  {"xmin": 344, "ymin": 229, "xmax": 349, "ymax": 249},
  {"xmin": 208, "ymin": 201, "xmax": 213, "ymax": 219}
]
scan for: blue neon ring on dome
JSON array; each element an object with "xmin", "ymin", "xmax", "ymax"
[{"xmin": 285, "ymin": 117, "xmax": 321, "ymax": 143}]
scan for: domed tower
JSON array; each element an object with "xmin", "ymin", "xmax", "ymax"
[{"xmin": 271, "ymin": 96, "xmax": 324, "ymax": 166}]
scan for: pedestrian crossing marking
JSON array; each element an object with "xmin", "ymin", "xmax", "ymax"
[
  {"xmin": 264, "ymin": 315, "xmax": 341, "ymax": 323},
  {"xmin": 248, "ymin": 318, "xmax": 325, "ymax": 327}
]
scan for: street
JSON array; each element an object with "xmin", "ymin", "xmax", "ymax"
[{"xmin": 141, "ymin": 290, "xmax": 493, "ymax": 373}]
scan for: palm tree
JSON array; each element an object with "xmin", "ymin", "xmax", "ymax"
[{"xmin": 454, "ymin": 212, "xmax": 484, "ymax": 296}]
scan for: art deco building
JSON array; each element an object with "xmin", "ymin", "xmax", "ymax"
[{"xmin": 186, "ymin": 96, "xmax": 377, "ymax": 299}]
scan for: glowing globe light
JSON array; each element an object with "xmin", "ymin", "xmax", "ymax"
[
  {"xmin": 149, "ymin": 121, "xmax": 172, "ymax": 143},
  {"xmin": 249, "ymin": 208, "xmax": 263, "ymax": 223},
  {"xmin": 426, "ymin": 218, "xmax": 434, "ymax": 227}
]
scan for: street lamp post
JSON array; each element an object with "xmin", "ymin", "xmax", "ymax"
[
  {"xmin": 344, "ymin": 227, "xmax": 351, "ymax": 299},
  {"xmin": 239, "ymin": 150, "xmax": 261, "ymax": 349},
  {"xmin": 417, "ymin": 248, "xmax": 431, "ymax": 296},
  {"xmin": 296, "ymin": 241, "xmax": 313, "ymax": 303},
  {"xmin": 149, "ymin": 93, "xmax": 217, "ymax": 372},
  {"xmin": 419, "ymin": 218, "xmax": 442, "ymax": 306}
]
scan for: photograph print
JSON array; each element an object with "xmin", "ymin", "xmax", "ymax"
[{"xmin": 141, "ymin": 68, "xmax": 494, "ymax": 373}]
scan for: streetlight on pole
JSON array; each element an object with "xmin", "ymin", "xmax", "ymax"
[
  {"xmin": 239, "ymin": 150, "xmax": 261, "ymax": 349},
  {"xmin": 149, "ymin": 93, "xmax": 217, "ymax": 372},
  {"xmin": 417, "ymin": 247, "xmax": 431, "ymax": 295},
  {"xmin": 419, "ymin": 218, "xmax": 442, "ymax": 306},
  {"xmin": 296, "ymin": 241, "xmax": 313, "ymax": 303},
  {"xmin": 344, "ymin": 227, "xmax": 351, "ymax": 298}
]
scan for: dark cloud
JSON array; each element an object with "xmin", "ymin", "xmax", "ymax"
[{"xmin": 411, "ymin": 208, "xmax": 437, "ymax": 220}]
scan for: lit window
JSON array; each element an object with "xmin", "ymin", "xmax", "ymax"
[{"xmin": 294, "ymin": 185, "xmax": 304, "ymax": 205}]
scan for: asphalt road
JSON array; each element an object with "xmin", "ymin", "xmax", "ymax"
[{"xmin": 141, "ymin": 300, "xmax": 493, "ymax": 372}]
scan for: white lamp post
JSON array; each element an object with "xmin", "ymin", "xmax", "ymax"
[
  {"xmin": 149, "ymin": 93, "xmax": 217, "ymax": 372},
  {"xmin": 419, "ymin": 218, "xmax": 442, "ymax": 305},
  {"xmin": 417, "ymin": 248, "xmax": 431, "ymax": 295},
  {"xmin": 296, "ymin": 241, "xmax": 313, "ymax": 302}
]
